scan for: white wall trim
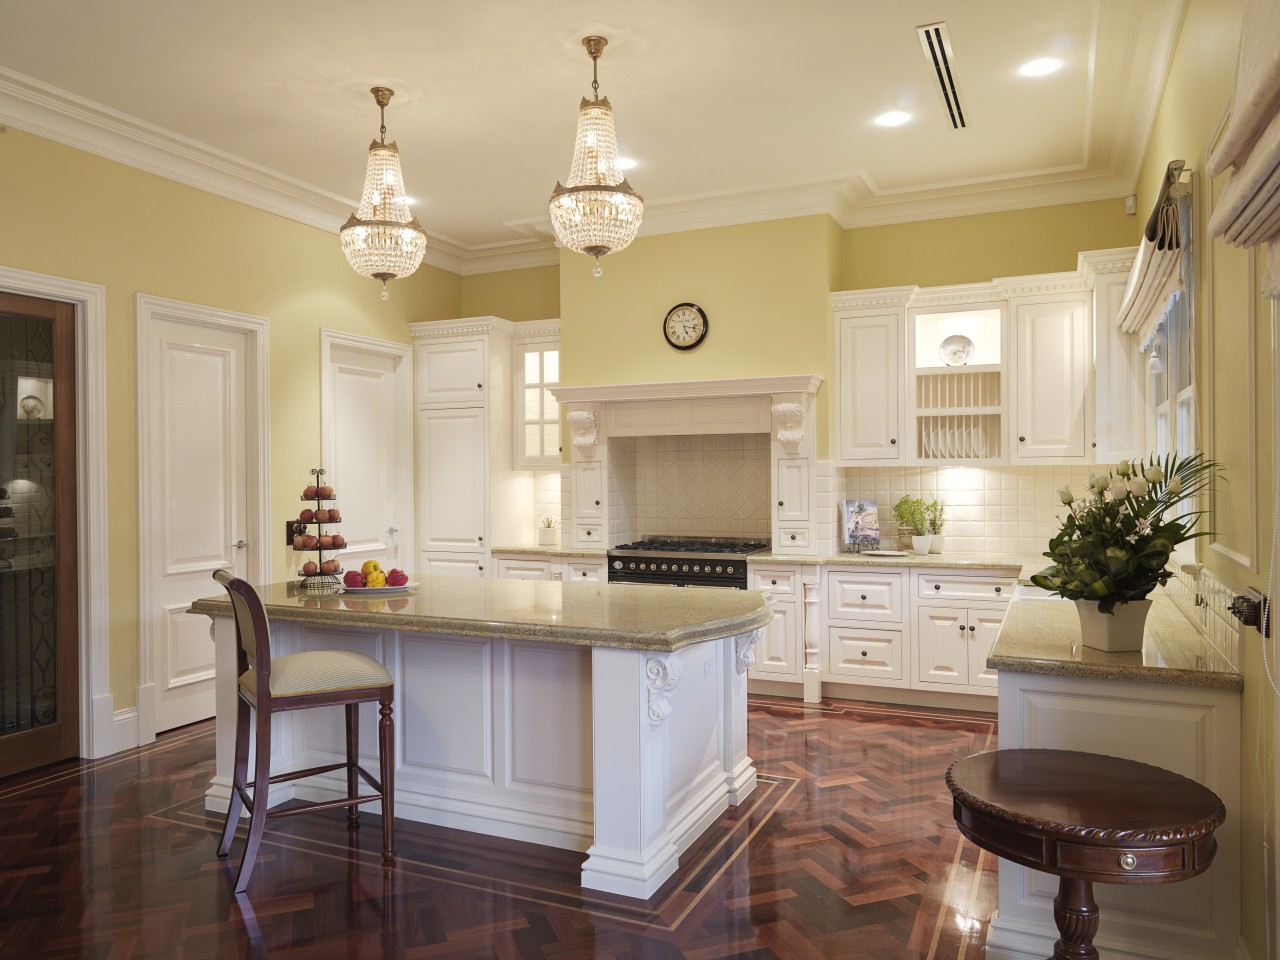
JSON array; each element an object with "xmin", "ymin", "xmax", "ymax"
[
  {"xmin": 135, "ymin": 294, "xmax": 271, "ymax": 744},
  {"xmin": 319, "ymin": 328, "xmax": 415, "ymax": 565},
  {"xmin": 0, "ymin": 266, "xmax": 111, "ymax": 758},
  {"xmin": 554, "ymin": 375, "xmax": 823, "ymax": 405}
]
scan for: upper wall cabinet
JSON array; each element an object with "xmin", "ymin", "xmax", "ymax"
[
  {"xmin": 830, "ymin": 248, "xmax": 1141, "ymax": 467},
  {"xmin": 512, "ymin": 321, "xmax": 561, "ymax": 470}
]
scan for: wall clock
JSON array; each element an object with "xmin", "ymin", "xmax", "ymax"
[{"xmin": 663, "ymin": 303, "xmax": 708, "ymax": 350}]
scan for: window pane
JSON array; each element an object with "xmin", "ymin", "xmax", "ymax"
[
  {"xmin": 544, "ymin": 423, "xmax": 560, "ymax": 457},
  {"xmin": 543, "ymin": 389, "xmax": 558, "ymax": 420},
  {"xmin": 525, "ymin": 425, "xmax": 541, "ymax": 457},
  {"xmin": 524, "ymin": 351, "xmax": 540, "ymax": 384},
  {"xmin": 543, "ymin": 350, "xmax": 559, "ymax": 383},
  {"xmin": 524, "ymin": 387, "xmax": 541, "ymax": 421}
]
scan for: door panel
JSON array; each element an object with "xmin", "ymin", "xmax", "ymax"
[
  {"xmin": 915, "ymin": 606, "xmax": 968, "ymax": 685},
  {"xmin": 417, "ymin": 407, "xmax": 486, "ymax": 553},
  {"xmin": 0, "ymin": 294, "xmax": 78, "ymax": 778}
]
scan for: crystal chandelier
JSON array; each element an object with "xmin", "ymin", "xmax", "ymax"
[
  {"xmin": 339, "ymin": 87, "xmax": 427, "ymax": 300},
  {"xmin": 549, "ymin": 36, "xmax": 644, "ymax": 278}
]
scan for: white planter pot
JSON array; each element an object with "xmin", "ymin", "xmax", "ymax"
[
  {"xmin": 537, "ymin": 527, "xmax": 558, "ymax": 547},
  {"xmin": 1074, "ymin": 598, "xmax": 1153, "ymax": 652},
  {"xmin": 910, "ymin": 535, "xmax": 933, "ymax": 555},
  {"xmin": 928, "ymin": 534, "xmax": 945, "ymax": 554}
]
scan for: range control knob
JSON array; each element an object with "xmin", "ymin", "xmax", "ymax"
[
  {"xmin": 661, "ymin": 563, "xmax": 668, "ymax": 571},
  {"xmin": 613, "ymin": 560, "xmax": 623, "ymax": 570},
  {"xmin": 627, "ymin": 561, "xmax": 636, "ymax": 570},
  {"xmin": 681, "ymin": 564, "xmax": 689, "ymax": 573},
  {"xmin": 692, "ymin": 564, "xmax": 701, "ymax": 573},
  {"xmin": 715, "ymin": 565, "xmax": 723, "ymax": 573},
  {"xmin": 726, "ymin": 565, "xmax": 735, "ymax": 574}
]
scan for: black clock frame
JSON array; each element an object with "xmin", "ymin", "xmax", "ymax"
[{"xmin": 663, "ymin": 302, "xmax": 708, "ymax": 351}]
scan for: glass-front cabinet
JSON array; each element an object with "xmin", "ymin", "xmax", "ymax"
[{"xmin": 513, "ymin": 328, "xmax": 561, "ymax": 469}]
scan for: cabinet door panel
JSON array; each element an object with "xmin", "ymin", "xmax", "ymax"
[
  {"xmin": 420, "ymin": 551, "xmax": 485, "ymax": 578},
  {"xmin": 415, "ymin": 339, "xmax": 486, "ymax": 405},
  {"xmin": 1015, "ymin": 300, "xmax": 1089, "ymax": 459},
  {"xmin": 564, "ymin": 560, "xmax": 605, "ymax": 582},
  {"xmin": 917, "ymin": 574, "xmax": 1017, "ymax": 602},
  {"xmin": 968, "ymin": 609, "xmax": 1004, "ymax": 688},
  {"xmin": 826, "ymin": 626, "xmax": 905, "ymax": 685},
  {"xmin": 749, "ymin": 602, "xmax": 800, "ymax": 682},
  {"xmin": 417, "ymin": 407, "xmax": 486, "ymax": 553},
  {"xmin": 836, "ymin": 314, "xmax": 900, "ymax": 461},
  {"xmin": 573, "ymin": 460, "xmax": 604, "ymax": 521},
  {"xmin": 775, "ymin": 458, "xmax": 809, "ymax": 523},
  {"xmin": 915, "ymin": 606, "xmax": 968, "ymax": 686},
  {"xmin": 495, "ymin": 558, "xmax": 553, "ymax": 580}
]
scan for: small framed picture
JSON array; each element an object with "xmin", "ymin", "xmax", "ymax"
[{"xmin": 841, "ymin": 499, "xmax": 880, "ymax": 552}]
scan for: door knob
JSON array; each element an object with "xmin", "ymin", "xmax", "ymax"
[
  {"xmin": 232, "ymin": 539, "xmax": 247, "ymax": 550},
  {"xmin": 387, "ymin": 526, "xmax": 398, "ymax": 537}
]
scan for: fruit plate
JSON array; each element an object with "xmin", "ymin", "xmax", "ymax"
[{"xmin": 340, "ymin": 583, "xmax": 417, "ymax": 595}]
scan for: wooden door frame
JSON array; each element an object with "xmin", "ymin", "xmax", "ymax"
[
  {"xmin": 319, "ymin": 329, "xmax": 414, "ymax": 564},
  {"xmin": 136, "ymin": 294, "xmax": 270, "ymax": 743},
  {"xmin": 0, "ymin": 266, "xmax": 112, "ymax": 758}
]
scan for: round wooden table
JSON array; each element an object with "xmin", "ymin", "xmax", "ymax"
[{"xmin": 946, "ymin": 749, "xmax": 1225, "ymax": 960}]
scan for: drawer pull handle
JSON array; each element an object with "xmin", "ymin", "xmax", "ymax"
[
  {"xmin": 934, "ymin": 584, "xmax": 941, "ymax": 591},
  {"xmin": 771, "ymin": 579, "xmax": 777, "ymax": 585},
  {"xmin": 860, "ymin": 594, "xmax": 867, "ymax": 600},
  {"xmin": 790, "ymin": 534, "xmax": 797, "ymax": 541},
  {"xmin": 1118, "ymin": 853, "xmax": 1137, "ymax": 870},
  {"xmin": 860, "ymin": 651, "xmax": 868, "ymax": 657},
  {"xmin": 994, "ymin": 586, "xmax": 1002, "ymax": 593}
]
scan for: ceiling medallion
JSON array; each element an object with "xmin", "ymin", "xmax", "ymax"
[
  {"xmin": 339, "ymin": 87, "xmax": 428, "ymax": 300},
  {"xmin": 548, "ymin": 36, "xmax": 644, "ymax": 278}
]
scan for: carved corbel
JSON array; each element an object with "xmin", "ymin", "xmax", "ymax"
[
  {"xmin": 567, "ymin": 409, "xmax": 598, "ymax": 452},
  {"xmin": 771, "ymin": 399, "xmax": 807, "ymax": 447},
  {"xmin": 734, "ymin": 627, "xmax": 764, "ymax": 675},
  {"xmin": 645, "ymin": 654, "xmax": 684, "ymax": 725}
]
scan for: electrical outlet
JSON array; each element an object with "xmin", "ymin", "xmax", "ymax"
[{"xmin": 1228, "ymin": 587, "xmax": 1271, "ymax": 638}]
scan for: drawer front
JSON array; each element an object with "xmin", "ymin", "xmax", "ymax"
[
  {"xmin": 777, "ymin": 527, "xmax": 809, "ymax": 549},
  {"xmin": 918, "ymin": 574, "xmax": 1017, "ymax": 602},
  {"xmin": 564, "ymin": 560, "xmax": 605, "ymax": 582},
  {"xmin": 826, "ymin": 626, "xmax": 904, "ymax": 685},
  {"xmin": 751, "ymin": 567, "xmax": 798, "ymax": 598},
  {"xmin": 495, "ymin": 558, "xmax": 553, "ymax": 580},
  {"xmin": 575, "ymin": 524, "xmax": 602, "ymax": 544},
  {"xmin": 827, "ymin": 571, "xmax": 903, "ymax": 622},
  {"xmin": 1055, "ymin": 841, "xmax": 1186, "ymax": 879}
]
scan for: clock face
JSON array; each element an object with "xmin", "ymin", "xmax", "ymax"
[{"xmin": 663, "ymin": 303, "xmax": 708, "ymax": 350}]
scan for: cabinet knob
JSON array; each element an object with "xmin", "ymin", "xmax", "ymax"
[
  {"xmin": 934, "ymin": 583, "xmax": 941, "ymax": 591},
  {"xmin": 994, "ymin": 586, "xmax": 1001, "ymax": 593},
  {"xmin": 790, "ymin": 534, "xmax": 797, "ymax": 541},
  {"xmin": 581, "ymin": 570, "xmax": 588, "ymax": 577},
  {"xmin": 860, "ymin": 651, "xmax": 868, "ymax": 657},
  {"xmin": 778, "ymin": 500, "xmax": 784, "ymax": 507},
  {"xmin": 478, "ymin": 535, "xmax": 484, "ymax": 543},
  {"xmin": 586, "ymin": 530, "xmax": 593, "ymax": 536},
  {"xmin": 968, "ymin": 625, "xmax": 976, "ymax": 632},
  {"xmin": 1092, "ymin": 441, "xmax": 1098, "ymax": 448},
  {"xmin": 1019, "ymin": 436, "xmax": 1026, "ymax": 442},
  {"xmin": 771, "ymin": 579, "xmax": 777, "ymax": 585},
  {"xmin": 860, "ymin": 594, "xmax": 867, "ymax": 601},
  {"xmin": 477, "ymin": 383, "xmax": 483, "ymax": 389},
  {"xmin": 1118, "ymin": 853, "xmax": 1138, "ymax": 871},
  {"xmin": 478, "ymin": 565, "xmax": 484, "ymax": 572},
  {"xmin": 594, "ymin": 499, "xmax": 600, "ymax": 506},
  {"xmin": 958, "ymin": 624, "xmax": 966, "ymax": 633},
  {"xmin": 890, "ymin": 438, "xmax": 897, "ymax": 445}
]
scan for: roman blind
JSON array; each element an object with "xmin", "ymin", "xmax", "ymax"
[
  {"xmin": 1115, "ymin": 161, "xmax": 1190, "ymax": 347},
  {"xmin": 1207, "ymin": 0, "xmax": 1280, "ymax": 296}
]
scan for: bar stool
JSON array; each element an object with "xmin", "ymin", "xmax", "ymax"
[{"xmin": 213, "ymin": 570, "xmax": 396, "ymax": 893}]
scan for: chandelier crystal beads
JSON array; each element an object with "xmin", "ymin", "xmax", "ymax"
[
  {"xmin": 549, "ymin": 36, "xmax": 644, "ymax": 277},
  {"xmin": 340, "ymin": 87, "xmax": 427, "ymax": 300}
]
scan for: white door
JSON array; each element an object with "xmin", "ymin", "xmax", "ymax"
[
  {"xmin": 322, "ymin": 332, "xmax": 413, "ymax": 573},
  {"xmin": 1015, "ymin": 300, "xmax": 1089, "ymax": 459},
  {"xmin": 138, "ymin": 300, "xmax": 265, "ymax": 735},
  {"xmin": 836, "ymin": 314, "xmax": 901, "ymax": 461},
  {"xmin": 417, "ymin": 406, "xmax": 486, "ymax": 553},
  {"xmin": 915, "ymin": 606, "xmax": 967, "ymax": 686}
]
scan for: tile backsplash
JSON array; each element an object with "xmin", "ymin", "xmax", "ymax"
[{"xmin": 837, "ymin": 464, "xmax": 1101, "ymax": 555}]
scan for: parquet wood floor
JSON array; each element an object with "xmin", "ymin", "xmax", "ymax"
[{"xmin": 0, "ymin": 695, "xmax": 997, "ymax": 959}]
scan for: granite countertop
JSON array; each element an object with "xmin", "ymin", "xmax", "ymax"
[
  {"xmin": 189, "ymin": 577, "xmax": 770, "ymax": 653},
  {"xmin": 491, "ymin": 545, "xmax": 608, "ymax": 558},
  {"xmin": 989, "ymin": 592, "xmax": 1242, "ymax": 691},
  {"xmin": 752, "ymin": 550, "xmax": 1043, "ymax": 577}
]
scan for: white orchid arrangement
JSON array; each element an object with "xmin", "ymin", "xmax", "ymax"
[{"xmin": 1031, "ymin": 453, "xmax": 1219, "ymax": 613}]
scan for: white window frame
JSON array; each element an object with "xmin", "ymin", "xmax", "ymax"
[{"xmin": 512, "ymin": 321, "xmax": 561, "ymax": 470}]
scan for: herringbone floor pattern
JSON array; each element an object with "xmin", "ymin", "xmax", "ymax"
[{"xmin": 0, "ymin": 696, "xmax": 996, "ymax": 959}]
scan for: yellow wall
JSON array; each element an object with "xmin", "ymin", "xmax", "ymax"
[
  {"xmin": 842, "ymin": 199, "xmax": 1137, "ymax": 289},
  {"xmin": 0, "ymin": 126, "xmax": 459, "ymax": 712},
  {"xmin": 1133, "ymin": 0, "xmax": 1271, "ymax": 953},
  {"xmin": 459, "ymin": 265, "xmax": 559, "ymax": 321}
]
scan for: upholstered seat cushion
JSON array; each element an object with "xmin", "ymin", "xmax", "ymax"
[{"xmin": 239, "ymin": 649, "xmax": 392, "ymax": 698}]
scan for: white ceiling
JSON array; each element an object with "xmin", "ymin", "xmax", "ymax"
[{"xmin": 0, "ymin": 0, "xmax": 1182, "ymax": 273}]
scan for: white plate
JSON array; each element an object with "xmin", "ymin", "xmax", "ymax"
[
  {"xmin": 861, "ymin": 550, "xmax": 909, "ymax": 557},
  {"xmin": 939, "ymin": 334, "xmax": 974, "ymax": 366},
  {"xmin": 340, "ymin": 583, "xmax": 417, "ymax": 595}
]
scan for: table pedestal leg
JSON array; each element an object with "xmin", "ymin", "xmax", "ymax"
[{"xmin": 1052, "ymin": 877, "xmax": 1100, "ymax": 960}]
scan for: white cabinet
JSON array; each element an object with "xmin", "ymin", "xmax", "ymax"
[
  {"xmin": 416, "ymin": 406, "xmax": 486, "ymax": 553},
  {"xmin": 746, "ymin": 564, "xmax": 808, "ymax": 684},
  {"xmin": 822, "ymin": 568, "xmax": 911, "ymax": 690},
  {"xmin": 827, "ymin": 625, "xmax": 905, "ymax": 685},
  {"xmin": 414, "ymin": 338, "xmax": 487, "ymax": 406},
  {"xmin": 572, "ymin": 460, "xmax": 603, "ymax": 521},
  {"xmin": 495, "ymin": 557, "xmax": 554, "ymax": 580},
  {"xmin": 915, "ymin": 605, "xmax": 1002, "ymax": 689},
  {"xmin": 492, "ymin": 552, "xmax": 606, "ymax": 583},
  {"xmin": 1013, "ymin": 298, "xmax": 1091, "ymax": 460},
  {"xmin": 411, "ymin": 318, "xmax": 532, "ymax": 577},
  {"xmin": 512, "ymin": 325, "xmax": 561, "ymax": 469},
  {"xmin": 774, "ymin": 458, "xmax": 810, "ymax": 524},
  {"xmin": 564, "ymin": 559, "xmax": 606, "ymax": 582},
  {"xmin": 833, "ymin": 312, "xmax": 903, "ymax": 463}
]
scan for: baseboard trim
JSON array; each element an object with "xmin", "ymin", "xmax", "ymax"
[{"xmin": 111, "ymin": 707, "xmax": 139, "ymax": 755}]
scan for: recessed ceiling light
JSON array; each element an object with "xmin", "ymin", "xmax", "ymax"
[
  {"xmin": 616, "ymin": 157, "xmax": 638, "ymax": 170},
  {"xmin": 875, "ymin": 111, "xmax": 912, "ymax": 127},
  {"xmin": 1019, "ymin": 58, "xmax": 1062, "ymax": 77}
]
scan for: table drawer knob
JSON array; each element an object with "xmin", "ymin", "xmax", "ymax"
[{"xmin": 1118, "ymin": 853, "xmax": 1138, "ymax": 870}]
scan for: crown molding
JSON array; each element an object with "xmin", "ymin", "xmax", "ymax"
[
  {"xmin": 828, "ymin": 286, "xmax": 919, "ymax": 311},
  {"xmin": 511, "ymin": 319, "xmax": 561, "ymax": 340},
  {"xmin": 407, "ymin": 316, "xmax": 516, "ymax": 340},
  {"xmin": 553, "ymin": 375, "xmax": 823, "ymax": 405}
]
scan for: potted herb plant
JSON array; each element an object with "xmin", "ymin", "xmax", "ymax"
[
  {"xmin": 537, "ymin": 516, "xmax": 559, "ymax": 546},
  {"xmin": 893, "ymin": 495, "xmax": 931, "ymax": 555},
  {"xmin": 1030, "ymin": 453, "xmax": 1219, "ymax": 651},
  {"xmin": 926, "ymin": 498, "xmax": 945, "ymax": 553}
]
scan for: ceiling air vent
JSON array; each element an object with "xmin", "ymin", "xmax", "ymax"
[{"xmin": 917, "ymin": 22, "xmax": 966, "ymax": 129}]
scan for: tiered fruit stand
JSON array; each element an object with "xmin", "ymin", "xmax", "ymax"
[{"xmin": 290, "ymin": 467, "xmax": 346, "ymax": 592}]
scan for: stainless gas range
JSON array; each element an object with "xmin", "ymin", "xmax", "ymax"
[{"xmin": 607, "ymin": 537, "xmax": 770, "ymax": 589}]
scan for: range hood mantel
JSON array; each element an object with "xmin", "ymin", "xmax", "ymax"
[{"xmin": 553, "ymin": 374, "xmax": 822, "ymax": 405}]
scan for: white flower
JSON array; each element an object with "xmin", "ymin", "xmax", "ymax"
[
  {"xmin": 1144, "ymin": 465, "xmax": 1163, "ymax": 483},
  {"xmin": 1128, "ymin": 477, "xmax": 1149, "ymax": 497},
  {"xmin": 1167, "ymin": 475, "xmax": 1182, "ymax": 495},
  {"xmin": 1090, "ymin": 474, "xmax": 1109, "ymax": 495},
  {"xmin": 1116, "ymin": 460, "xmax": 1132, "ymax": 477},
  {"xmin": 1057, "ymin": 485, "xmax": 1074, "ymax": 505},
  {"xmin": 1108, "ymin": 479, "xmax": 1129, "ymax": 500}
]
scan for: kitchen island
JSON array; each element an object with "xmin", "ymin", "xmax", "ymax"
[
  {"xmin": 191, "ymin": 577, "xmax": 771, "ymax": 898},
  {"xmin": 984, "ymin": 592, "xmax": 1241, "ymax": 960}
]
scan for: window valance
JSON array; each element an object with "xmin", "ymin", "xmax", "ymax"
[{"xmin": 1115, "ymin": 161, "xmax": 1190, "ymax": 347}]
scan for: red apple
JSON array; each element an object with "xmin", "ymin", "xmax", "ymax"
[
  {"xmin": 318, "ymin": 485, "xmax": 335, "ymax": 499},
  {"xmin": 303, "ymin": 485, "xmax": 318, "ymax": 499},
  {"xmin": 331, "ymin": 534, "xmax": 346, "ymax": 548},
  {"xmin": 319, "ymin": 535, "xmax": 334, "ymax": 549},
  {"xmin": 314, "ymin": 508, "xmax": 330, "ymax": 523},
  {"xmin": 321, "ymin": 559, "xmax": 340, "ymax": 574},
  {"xmin": 304, "ymin": 535, "xmax": 319, "ymax": 549},
  {"xmin": 328, "ymin": 507, "xmax": 342, "ymax": 521},
  {"xmin": 299, "ymin": 508, "xmax": 314, "ymax": 523},
  {"xmin": 302, "ymin": 560, "xmax": 318, "ymax": 576},
  {"xmin": 292, "ymin": 534, "xmax": 307, "ymax": 550}
]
